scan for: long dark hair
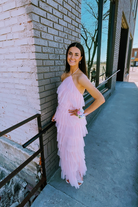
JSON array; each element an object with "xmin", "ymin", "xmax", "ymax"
[{"xmin": 65, "ymin": 42, "xmax": 87, "ymax": 76}]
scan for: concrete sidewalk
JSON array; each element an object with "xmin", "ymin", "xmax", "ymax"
[{"xmin": 31, "ymin": 81, "xmax": 138, "ymax": 207}]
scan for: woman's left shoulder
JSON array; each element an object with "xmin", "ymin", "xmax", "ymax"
[{"xmin": 77, "ymin": 72, "xmax": 89, "ymax": 83}]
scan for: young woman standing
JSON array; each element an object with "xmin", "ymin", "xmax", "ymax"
[{"xmin": 52, "ymin": 42, "xmax": 105, "ymax": 189}]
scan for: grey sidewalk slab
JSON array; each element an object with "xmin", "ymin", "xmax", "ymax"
[
  {"xmin": 31, "ymin": 184, "xmax": 85, "ymax": 207},
  {"xmin": 31, "ymin": 81, "xmax": 138, "ymax": 207}
]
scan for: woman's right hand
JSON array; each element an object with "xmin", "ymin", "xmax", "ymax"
[{"xmin": 51, "ymin": 114, "xmax": 56, "ymax": 122}]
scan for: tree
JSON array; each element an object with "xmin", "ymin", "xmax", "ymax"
[{"xmin": 81, "ymin": 0, "xmax": 110, "ymax": 79}]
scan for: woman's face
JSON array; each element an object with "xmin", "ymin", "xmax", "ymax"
[{"xmin": 67, "ymin": 46, "xmax": 82, "ymax": 67}]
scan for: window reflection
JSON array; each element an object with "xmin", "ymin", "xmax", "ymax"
[
  {"xmin": 99, "ymin": 0, "xmax": 110, "ymax": 84},
  {"xmin": 81, "ymin": 0, "xmax": 110, "ymax": 88},
  {"xmin": 132, "ymin": 0, "xmax": 137, "ymax": 19},
  {"xmin": 90, "ymin": 49, "xmax": 97, "ymax": 86},
  {"xmin": 81, "ymin": 0, "xmax": 98, "ymax": 85}
]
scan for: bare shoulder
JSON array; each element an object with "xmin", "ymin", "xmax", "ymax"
[
  {"xmin": 61, "ymin": 72, "xmax": 67, "ymax": 81},
  {"xmin": 77, "ymin": 72, "xmax": 90, "ymax": 85},
  {"xmin": 78, "ymin": 72, "xmax": 104, "ymax": 100},
  {"xmin": 78, "ymin": 72, "xmax": 96, "ymax": 91}
]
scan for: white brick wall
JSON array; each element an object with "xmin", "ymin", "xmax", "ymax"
[
  {"xmin": 0, "ymin": 0, "xmax": 40, "ymax": 151},
  {"xmin": 0, "ymin": 0, "xmax": 82, "ymax": 179}
]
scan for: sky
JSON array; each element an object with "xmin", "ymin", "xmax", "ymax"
[
  {"xmin": 133, "ymin": 11, "xmax": 138, "ymax": 48},
  {"xmin": 81, "ymin": 2, "xmax": 138, "ymax": 61},
  {"xmin": 81, "ymin": 0, "xmax": 110, "ymax": 62}
]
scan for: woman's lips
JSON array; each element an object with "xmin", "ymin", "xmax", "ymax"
[{"xmin": 69, "ymin": 60, "xmax": 75, "ymax": 63}]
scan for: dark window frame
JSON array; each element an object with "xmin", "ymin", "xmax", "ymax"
[{"xmin": 81, "ymin": 0, "xmax": 116, "ymax": 97}]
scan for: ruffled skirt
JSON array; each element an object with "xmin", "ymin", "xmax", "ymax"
[{"xmin": 54, "ymin": 104, "xmax": 88, "ymax": 189}]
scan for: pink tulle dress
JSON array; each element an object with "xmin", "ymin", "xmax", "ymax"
[{"xmin": 54, "ymin": 73, "xmax": 88, "ymax": 189}]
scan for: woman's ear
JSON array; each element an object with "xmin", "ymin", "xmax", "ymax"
[{"xmin": 80, "ymin": 56, "xmax": 83, "ymax": 61}]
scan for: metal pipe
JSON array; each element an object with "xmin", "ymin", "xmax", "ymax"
[
  {"xmin": 96, "ymin": 0, "xmax": 104, "ymax": 87},
  {"xmin": 97, "ymin": 70, "xmax": 120, "ymax": 89},
  {"xmin": 84, "ymin": 69, "xmax": 120, "ymax": 100},
  {"xmin": 37, "ymin": 115, "xmax": 47, "ymax": 187},
  {"xmin": 0, "ymin": 114, "xmax": 40, "ymax": 137},
  {"xmin": 18, "ymin": 176, "xmax": 46, "ymax": 207},
  {"xmin": 0, "ymin": 149, "xmax": 42, "ymax": 189},
  {"xmin": 22, "ymin": 122, "xmax": 55, "ymax": 148}
]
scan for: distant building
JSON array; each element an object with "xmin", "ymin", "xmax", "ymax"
[{"xmin": 131, "ymin": 48, "xmax": 138, "ymax": 66}]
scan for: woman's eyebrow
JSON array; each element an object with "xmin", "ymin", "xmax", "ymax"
[
  {"xmin": 68, "ymin": 51, "xmax": 79, "ymax": 55},
  {"xmin": 69, "ymin": 51, "xmax": 79, "ymax": 54}
]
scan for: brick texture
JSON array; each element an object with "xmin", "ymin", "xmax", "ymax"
[
  {"xmin": 29, "ymin": 0, "xmax": 82, "ymax": 180},
  {"xmin": 0, "ymin": 0, "xmax": 40, "ymax": 151},
  {"xmin": 0, "ymin": 0, "xmax": 82, "ymax": 180}
]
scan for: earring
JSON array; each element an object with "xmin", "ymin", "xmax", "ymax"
[{"xmin": 79, "ymin": 61, "xmax": 81, "ymax": 64}]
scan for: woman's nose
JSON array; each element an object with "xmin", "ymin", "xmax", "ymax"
[{"xmin": 71, "ymin": 54, "xmax": 75, "ymax": 59}]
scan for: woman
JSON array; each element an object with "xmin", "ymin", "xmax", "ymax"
[{"xmin": 52, "ymin": 42, "xmax": 105, "ymax": 189}]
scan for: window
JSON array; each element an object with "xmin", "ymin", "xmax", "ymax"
[
  {"xmin": 81, "ymin": 0, "xmax": 110, "ymax": 88},
  {"xmin": 134, "ymin": 51, "xmax": 137, "ymax": 57},
  {"xmin": 99, "ymin": 0, "xmax": 110, "ymax": 84},
  {"xmin": 127, "ymin": 37, "xmax": 133, "ymax": 73},
  {"xmin": 132, "ymin": 0, "xmax": 137, "ymax": 19},
  {"xmin": 81, "ymin": 0, "xmax": 98, "ymax": 86}
]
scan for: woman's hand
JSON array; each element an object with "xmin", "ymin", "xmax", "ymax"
[
  {"xmin": 68, "ymin": 108, "xmax": 79, "ymax": 116},
  {"xmin": 51, "ymin": 114, "xmax": 56, "ymax": 122}
]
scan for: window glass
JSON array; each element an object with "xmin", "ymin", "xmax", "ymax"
[
  {"xmin": 132, "ymin": 0, "xmax": 137, "ymax": 19},
  {"xmin": 127, "ymin": 37, "xmax": 133, "ymax": 73},
  {"xmin": 134, "ymin": 51, "xmax": 137, "ymax": 57},
  {"xmin": 81, "ymin": 0, "xmax": 98, "ymax": 86},
  {"xmin": 81, "ymin": 0, "xmax": 110, "ymax": 88},
  {"xmin": 99, "ymin": 0, "xmax": 110, "ymax": 85}
]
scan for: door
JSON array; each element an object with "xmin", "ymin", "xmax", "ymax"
[{"xmin": 117, "ymin": 28, "xmax": 128, "ymax": 81}]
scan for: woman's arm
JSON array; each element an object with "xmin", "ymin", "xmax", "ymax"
[{"xmin": 78, "ymin": 74, "xmax": 105, "ymax": 116}]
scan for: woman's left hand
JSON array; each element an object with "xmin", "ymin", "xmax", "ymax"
[{"xmin": 68, "ymin": 108, "xmax": 79, "ymax": 116}]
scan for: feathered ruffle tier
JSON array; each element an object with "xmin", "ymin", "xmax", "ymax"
[
  {"xmin": 57, "ymin": 75, "xmax": 85, "ymax": 109},
  {"xmin": 54, "ymin": 75, "xmax": 88, "ymax": 189}
]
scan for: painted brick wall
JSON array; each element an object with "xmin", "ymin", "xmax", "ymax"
[
  {"xmin": 0, "ymin": 0, "xmax": 82, "ymax": 180},
  {"xmin": 0, "ymin": 0, "xmax": 40, "ymax": 151}
]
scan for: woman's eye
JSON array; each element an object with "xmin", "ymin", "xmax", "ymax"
[{"xmin": 68, "ymin": 53, "xmax": 79, "ymax": 56}]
